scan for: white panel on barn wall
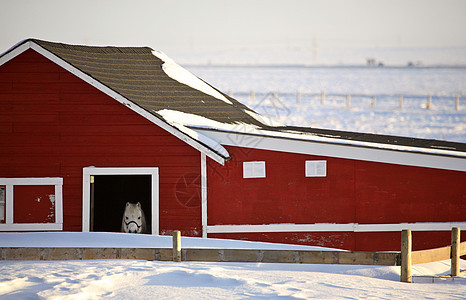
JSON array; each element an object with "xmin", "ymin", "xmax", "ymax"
[
  {"xmin": 243, "ymin": 161, "xmax": 266, "ymax": 178},
  {"xmin": 305, "ymin": 160, "xmax": 327, "ymax": 177}
]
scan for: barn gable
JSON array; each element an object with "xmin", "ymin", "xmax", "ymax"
[{"xmin": 0, "ymin": 41, "xmax": 226, "ymax": 235}]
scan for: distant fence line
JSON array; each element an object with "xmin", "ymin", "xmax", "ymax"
[{"xmin": 227, "ymin": 90, "xmax": 462, "ymax": 110}]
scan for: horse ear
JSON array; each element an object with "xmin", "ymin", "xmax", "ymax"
[{"xmin": 137, "ymin": 202, "xmax": 141, "ymax": 207}]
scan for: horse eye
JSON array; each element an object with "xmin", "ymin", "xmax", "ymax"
[
  {"xmin": 138, "ymin": 216, "xmax": 141, "ymax": 220},
  {"xmin": 125, "ymin": 216, "xmax": 128, "ymax": 220}
]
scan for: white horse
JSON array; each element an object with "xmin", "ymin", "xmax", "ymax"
[{"xmin": 121, "ymin": 202, "xmax": 148, "ymax": 234}]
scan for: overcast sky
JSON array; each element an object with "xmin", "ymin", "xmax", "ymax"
[{"xmin": 1, "ymin": 0, "xmax": 465, "ymax": 56}]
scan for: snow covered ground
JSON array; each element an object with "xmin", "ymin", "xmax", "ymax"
[
  {"xmin": 1, "ymin": 233, "xmax": 465, "ymax": 299},
  {"xmin": 186, "ymin": 65, "xmax": 466, "ymax": 143}
]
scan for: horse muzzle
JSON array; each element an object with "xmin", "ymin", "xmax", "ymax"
[{"xmin": 125, "ymin": 220, "xmax": 142, "ymax": 233}]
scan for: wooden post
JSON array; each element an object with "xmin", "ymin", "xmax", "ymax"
[
  {"xmin": 451, "ymin": 227, "xmax": 460, "ymax": 276},
  {"xmin": 346, "ymin": 94, "xmax": 351, "ymax": 108},
  {"xmin": 321, "ymin": 91, "xmax": 325, "ymax": 105},
  {"xmin": 228, "ymin": 90, "xmax": 233, "ymax": 97},
  {"xmin": 456, "ymin": 95, "xmax": 460, "ymax": 111},
  {"xmin": 250, "ymin": 90, "xmax": 255, "ymax": 103},
  {"xmin": 273, "ymin": 92, "xmax": 278, "ymax": 105},
  {"xmin": 297, "ymin": 90, "xmax": 301, "ymax": 105},
  {"xmin": 371, "ymin": 96, "xmax": 376, "ymax": 107},
  {"xmin": 427, "ymin": 95, "xmax": 432, "ymax": 109},
  {"xmin": 399, "ymin": 95, "xmax": 403, "ymax": 109},
  {"xmin": 401, "ymin": 229, "xmax": 412, "ymax": 283},
  {"xmin": 173, "ymin": 230, "xmax": 181, "ymax": 262}
]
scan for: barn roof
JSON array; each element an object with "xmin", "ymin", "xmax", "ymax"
[
  {"xmin": 1, "ymin": 39, "xmax": 465, "ymax": 168},
  {"xmin": 31, "ymin": 39, "xmax": 264, "ymax": 127}
]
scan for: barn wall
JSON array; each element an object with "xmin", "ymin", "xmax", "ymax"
[
  {"xmin": 0, "ymin": 49, "xmax": 203, "ymax": 236},
  {"xmin": 207, "ymin": 146, "xmax": 466, "ymax": 251}
]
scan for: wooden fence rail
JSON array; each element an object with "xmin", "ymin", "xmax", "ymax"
[{"xmin": 0, "ymin": 246, "xmax": 400, "ymax": 266}]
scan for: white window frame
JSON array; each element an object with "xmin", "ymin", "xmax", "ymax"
[
  {"xmin": 0, "ymin": 178, "xmax": 63, "ymax": 231},
  {"xmin": 82, "ymin": 167, "xmax": 159, "ymax": 235},
  {"xmin": 305, "ymin": 160, "xmax": 327, "ymax": 177},
  {"xmin": 243, "ymin": 161, "xmax": 266, "ymax": 178}
]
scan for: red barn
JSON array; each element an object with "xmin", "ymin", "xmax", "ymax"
[{"xmin": 1, "ymin": 39, "xmax": 465, "ymax": 251}]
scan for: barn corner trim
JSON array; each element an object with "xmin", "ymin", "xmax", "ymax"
[{"xmin": 0, "ymin": 39, "xmax": 228, "ymax": 166}]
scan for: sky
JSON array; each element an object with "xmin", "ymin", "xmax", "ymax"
[{"xmin": 1, "ymin": 0, "xmax": 465, "ymax": 63}]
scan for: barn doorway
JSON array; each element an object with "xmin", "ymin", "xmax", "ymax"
[
  {"xmin": 82, "ymin": 167, "xmax": 159, "ymax": 235},
  {"xmin": 92, "ymin": 175, "xmax": 151, "ymax": 233}
]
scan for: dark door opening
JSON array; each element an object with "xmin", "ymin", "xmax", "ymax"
[{"xmin": 91, "ymin": 175, "xmax": 152, "ymax": 234}]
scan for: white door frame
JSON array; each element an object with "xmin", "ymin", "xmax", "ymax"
[{"xmin": 82, "ymin": 167, "xmax": 159, "ymax": 235}]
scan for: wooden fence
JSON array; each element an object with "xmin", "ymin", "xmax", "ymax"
[
  {"xmin": 401, "ymin": 228, "xmax": 466, "ymax": 283},
  {"xmin": 1, "ymin": 229, "xmax": 464, "ymax": 283},
  {"xmin": 0, "ymin": 246, "xmax": 399, "ymax": 266}
]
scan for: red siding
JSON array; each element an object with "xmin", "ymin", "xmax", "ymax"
[
  {"xmin": 207, "ymin": 146, "xmax": 466, "ymax": 251},
  {"xmin": 14, "ymin": 185, "xmax": 55, "ymax": 223},
  {"xmin": 0, "ymin": 49, "xmax": 202, "ymax": 236}
]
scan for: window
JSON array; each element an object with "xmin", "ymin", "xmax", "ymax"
[
  {"xmin": 0, "ymin": 178, "xmax": 63, "ymax": 231},
  {"xmin": 243, "ymin": 161, "xmax": 266, "ymax": 178},
  {"xmin": 305, "ymin": 160, "xmax": 327, "ymax": 177}
]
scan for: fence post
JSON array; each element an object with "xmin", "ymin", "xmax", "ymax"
[
  {"xmin": 250, "ymin": 90, "xmax": 255, "ymax": 103},
  {"xmin": 346, "ymin": 94, "xmax": 351, "ymax": 108},
  {"xmin": 321, "ymin": 91, "xmax": 325, "ymax": 105},
  {"xmin": 297, "ymin": 90, "xmax": 301, "ymax": 105},
  {"xmin": 456, "ymin": 95, "xmax": 460, "ymax": 110},
  {"xmin": 451, "ymin": 227, "xmax": 460, "ymax": 276},
  {"xmin": 427, "ymin": 95, "xmax": 432, "ymax": 109},
  {"xmin": 401, "ymin": 229, "xmax": 412, "ymax": 283},
  {"xmin": 273, "ymin": 93, "xmax": 278, "ymax": 105},
  {"xmin": 371, "ymin": 96, "xmax": 376, "ymax": 107},
  {"xmin": 173, "ymin": 230, "xmax": 181, "ymax": 262},
  {"xmin": 399, "ymin": 95, "xmax": 403, "ymax": 109}
]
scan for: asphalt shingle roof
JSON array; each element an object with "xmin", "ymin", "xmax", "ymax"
[{"xmin": 33, "ymin": 39, "xmax": 263, "ymax": 126}]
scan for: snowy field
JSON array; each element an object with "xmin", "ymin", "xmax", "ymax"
[
  {"xmin": 187, "ymin": 65, "xmax": 466, "ymax": 143},
  {"xmin": 1, "ymin": 233, "xmax": 465, "ymax": 299}
]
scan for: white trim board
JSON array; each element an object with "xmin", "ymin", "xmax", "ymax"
[
  {"xmin": 82, "ymin": 167, "xmax": 159, "ymax": 235},
  {"xmin": 201, "ymin": 153, "xmax": 208, "ymax": 238},
  {"xmin": 0, "ymin": 177, "xmax": 63, "ymax": 231},
  {"xmin": 194, "ymin": 129, "xmax": 466, "ymax": 172},
  {"xmin": 0, "ymin": 40, "xmax": 226, "ymax": 165},
  {"xmin": 207, "ymin": 222, "xmax": 466, "ymax": 234}
]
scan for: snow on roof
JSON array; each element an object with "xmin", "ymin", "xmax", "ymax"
[
  {"xmin": 160, "ymin": 115, "xmax": 230, "ymax": 158},
  {"xmin": 152, "ymin": 50, "xmax": 233, "ymax": 105}
]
